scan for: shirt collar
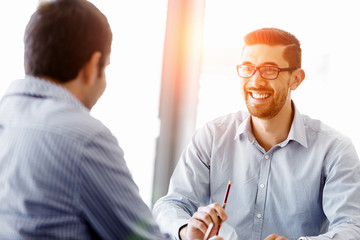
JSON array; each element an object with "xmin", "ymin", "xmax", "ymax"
[
  {"xmin": 284, "ymin": 103, "xmax": 308, "ymax": 148},
  {"xmin": 234, "ymin": 102, "xmax": 308, "ymax": 148},
  {"xmin": 3, "ymin": 75, "xmax": 87, "ymax": 111},
  {"xmin": 234, "ymin": 113, "xmax": 256, "ymax": 143}
]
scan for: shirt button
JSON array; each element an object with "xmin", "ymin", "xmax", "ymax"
[
  {"xmin": 264, "ymin": 155, "xmax": 270, "ymax": 160},
  {"xmin": 256, "ymin": 213, "xmax": 262, "ymax": 219},
  {"xmin": 260, "ymin": 183, "xmax": 265, "ymax": 188}
]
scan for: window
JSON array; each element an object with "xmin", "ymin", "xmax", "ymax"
[
  {"xmin": 1, "ymin": 1, "xmax": 38, "ymax": 97},
  {"xmin": 89, "ymin": 0, "xmax": 168, "ymax": 205}
]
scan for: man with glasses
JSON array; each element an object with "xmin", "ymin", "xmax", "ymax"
[{"xmin": 153, "ymin": 28, "xmax": 360, "ymax": 240}]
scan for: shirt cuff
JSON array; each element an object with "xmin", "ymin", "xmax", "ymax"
[
  {"xmin": 178, "ymin": 223, "xmax": 188, "ymax": 239},
  {"xmin": 167, "ymin": 218, "xmax": 188, "ymax": 240}
]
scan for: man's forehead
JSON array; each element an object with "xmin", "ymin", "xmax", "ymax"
[
  {"xmin": 242, "ymin": 44, "xmax": 287, "ymax": 55},
  {"xmin": 241, "ymin": 44, "xmax": 288, "ymax": 66}
]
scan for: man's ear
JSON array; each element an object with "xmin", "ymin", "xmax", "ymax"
[
  {"xmin": 82, "ymin": 51, "xmax": 102, "ymax": 85},
  {"xmin": 290, "ymin": 69, "xmax": 305, "ymax": 90}
]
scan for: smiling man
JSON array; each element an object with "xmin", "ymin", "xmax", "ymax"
[
  {"xmin": 153, "ymin": 28, "xmax": 360, "ymax": 240},
  {"xmin": 238, "ymin": 43, "xmax": 305, "ymax": 152}
]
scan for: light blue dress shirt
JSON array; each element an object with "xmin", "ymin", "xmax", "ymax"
[
  {"xmin": 0, "ymin": 76, "xmax": 170, "ymax": 239},
  {"xmin": 153, "ymin": 104, "xmax": 360, "ymax": 240}
]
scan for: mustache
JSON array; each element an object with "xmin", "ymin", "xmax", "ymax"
[{"xmin": 245, "ymin": 87, "xmax": 273, "ymax": 92}]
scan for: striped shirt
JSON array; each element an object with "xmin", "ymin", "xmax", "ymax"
[
  {"xmin": 0, "ymin": 76, "xmax": 170, "ymax": 239},
  {"xmin": 153, "ymin": 104, "xmax": 360, "ymax": 240}
]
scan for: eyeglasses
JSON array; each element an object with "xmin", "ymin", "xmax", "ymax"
[{"xmin": 236, "ymin": 64, "xmax": 298, "ymax": 80}]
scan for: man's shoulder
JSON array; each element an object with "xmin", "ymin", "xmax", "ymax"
[
  {"xmin": 300, "ymin": 113, "xmax": 353, "ymax": 147},
  {"xmin": 1, "ymin": 77, "xmax": 111, "ymax": 140},
  {"xmin": 44, "ymin": 104, "xmax": 110, "ymax": 141},
  {"xmin": 208, "ymin": 110, "xmax": 249, "ymax": 125},
  {"xmin": 194, "ymin": 111, "xmax": 249, "ymax": 140},
  {"xmin": 205, "ymin": 110, "xmax": 249, "ymax": 130},
  {"xmin": 301, "ymin": 114, "xmax": 344, "ymax": 136}
]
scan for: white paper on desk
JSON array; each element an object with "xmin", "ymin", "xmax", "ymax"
[{"xmin": 218, "ymin": 222, "xmax": 238, "ymax": 240}]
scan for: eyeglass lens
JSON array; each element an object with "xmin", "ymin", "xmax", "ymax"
[{"xmin": 237, "ymin": 65, "xmax": 279, "ymax": 79}]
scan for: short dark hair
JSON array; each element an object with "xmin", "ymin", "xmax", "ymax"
[
  {"xmin": 243, "ymin": 28, "xmax": 302, "ymax": 68},
  {"xmin": 24, "ymin": 0, "xmax": 112, "ymax": 82}
]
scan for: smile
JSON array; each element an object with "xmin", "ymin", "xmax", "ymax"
[{"xmin": 249, "ymin": 91, "xmax": 271, "ymax": 100}]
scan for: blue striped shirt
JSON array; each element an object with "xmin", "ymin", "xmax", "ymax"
[
  {"xmin": 153, "ymin": 104, "xmax": 360, "ymax": 240},
  {"xmin": 0, "ymin": 76, "xmax": 170, "ymax": 239}
]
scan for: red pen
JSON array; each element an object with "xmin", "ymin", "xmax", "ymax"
[{"xmin": 215, "ymin": 180, "xmax": 231, "ymax": 235}]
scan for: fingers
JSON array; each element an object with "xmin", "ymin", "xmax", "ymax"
[
  {"xmin": 198, "ymin": 203, "xmax": 228, "ymax": 222},
  {"xmin": 264, "ymin": 234, "xmax": 289, "ymax": 240},
  {"xmin": 186, "ymin": 203, "xmax": 228, "ymax": 237},
  {"xmin": 203, "ymin": 222, "xmax": 214, "ymax": 240},
  {"xmin": 208, "ymin": 236, "xmax": 224, "ymax": 240},
  {"xmin": 188, "ymin": 215, "xmax": 208, "ymax": 235}
]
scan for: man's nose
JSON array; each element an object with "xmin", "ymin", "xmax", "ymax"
[{"xmin": 249, "ymin": 70, "xmax": 267, "ymax": 87}]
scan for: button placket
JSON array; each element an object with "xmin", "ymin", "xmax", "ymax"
[{"xmin": 253, "ymin": 152, "xmax": 272, "ymax": 238}]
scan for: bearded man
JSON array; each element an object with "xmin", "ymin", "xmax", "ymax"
[{"xmin": 152, "ymin": 28, "xmax": 360, "ymax": 240}]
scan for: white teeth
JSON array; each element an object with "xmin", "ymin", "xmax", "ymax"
[{"xmin": 251, "ymin": 92, "xmax": 270, "ymax": 99}]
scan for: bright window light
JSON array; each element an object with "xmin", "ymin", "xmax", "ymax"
[{"xmin": 88, "ymin": 0, "xmax": 168, "ymax": 205}]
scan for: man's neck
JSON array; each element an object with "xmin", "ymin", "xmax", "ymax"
[{"xmin": 251, "ymin": 102, "xmax": 294, "ymax": 152}]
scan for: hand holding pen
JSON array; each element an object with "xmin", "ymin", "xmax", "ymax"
[
  {"xmin": 179, "ymin": 181, "xmax": 231, "ymax": 240},
  {"xmin": 179, "ymin": 203, "xmax": 228, "ymax": 240},
  {"xmin": 203, "ymin": 180, "xmax": 232, "ymax": 240}
]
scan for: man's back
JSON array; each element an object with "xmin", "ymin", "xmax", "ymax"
[
  {"xmin": 0, "ymin": 77, "xmax": 111, "ymax": 238},
  {"xmin": 0, "ymin": 77, "xmax": 168, "ymax": 239}
]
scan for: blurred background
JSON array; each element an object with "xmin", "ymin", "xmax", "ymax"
[{"xmin": 1, "ymin": 0, "xmax": 359, "ymax": 207}]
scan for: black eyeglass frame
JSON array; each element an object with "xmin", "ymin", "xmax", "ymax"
[{"xmin": 236, "ymin": 64, "xmax": 299, "ymax": 80}]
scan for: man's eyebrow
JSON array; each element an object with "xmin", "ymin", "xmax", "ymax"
[
  {"xmin": 240, "ymin": 61, "xmax": 279, "ymax": 66},
  {"xmin": 260, "ymin": 62, "xmax": 278, "ymax": 66}
]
